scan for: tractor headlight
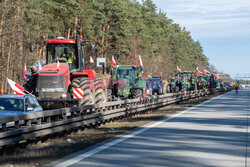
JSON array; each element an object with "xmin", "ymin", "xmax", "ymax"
[{"xmin": 61, "ymin": 93, "xmax": 67, "ymax": 98}]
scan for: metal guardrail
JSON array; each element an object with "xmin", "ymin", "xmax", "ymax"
[{"xmin": 0, "ymin": 90, "xmax": 213, "ymax": 147}]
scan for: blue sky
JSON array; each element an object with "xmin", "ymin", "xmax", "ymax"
[{"xmin": 147, "ymin": 0, "xmax": 250, "ymax": 76}]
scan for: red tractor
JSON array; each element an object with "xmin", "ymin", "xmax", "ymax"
[{"xmin": 24, "ymin": 35, "xmax": 107, "ymax": 109}]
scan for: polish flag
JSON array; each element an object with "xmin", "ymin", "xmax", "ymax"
[
  {"xmin": 215, "ymin": 73, "xmax": 220, "ymax": 79},
  {"xmin": 38, "ymin": 61, "xmax": 42, "ymax": 71},
  {"xmin": 204, "ymin": 69, "xmax": 210, "ymax": 74},
  {"xmin": 7, "ymin": 78, "xmax": 25, "ymax": 95},
  {"xmin": 110, "ymin": 56, "xmax": 116, "ymax": 66},
  {"xmin": 184, "ymin": 76, "xmax": 189, "ymax": 82},
  {"xmin": 90, "ymin": 56, "xmax": 94, "ymax": 64},
  {"xmin": 177, "ymin": 66, "xmax": 181, "ymax": 73},
  {"xmin": 196, "ymin": 67, "xmax": 203, "ymax": 75},
  {"xmin": 24, "ymin": 64, "xmax": 27, "ymax": 80},
  {"xmin": 138, "ymin": 55, "xmax": 143, "ymax": 67},
  {"xmin": 57, "ymin": 60, "xmax": 60, "ymax": 71}
]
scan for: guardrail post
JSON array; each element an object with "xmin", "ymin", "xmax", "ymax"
[
  {"xmin": 25, "ymin": 119, "xmax": 31, "ymax": 127},
  {"xmin": 15, "ymin": 121, "xmax": 19, "ymax": 129},
  {"xmin": 2, "ymin": 123, "xmax": 6, "ymax": 132},
  {"xmin": 45, "ymin": 117, "xmax": 51, "ymax": 123},
  {"xmin": 62, "ymin": 113, "xmax": 67, "ymax": 120},
  {"xmin": 37, "ymin": 118, "xmax": 42, "ymax": 125}
]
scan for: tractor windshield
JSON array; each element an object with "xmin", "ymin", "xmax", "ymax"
[
  {"xmin": 116, "ymin": 67, "xmax": 135, "ymax": 80},
  {"xmin": 180, "ymin": 73, "xmax": 192, "ymax": 80},
  {"xmin": 47, "ymin": 43, "xmax": 78, "ymax": 69},
  {"xmin": 170, "ymin": 78, "xmax": 176, "ymax": 83}
]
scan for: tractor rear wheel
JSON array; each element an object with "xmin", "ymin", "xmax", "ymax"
[
  {"xmin": 94, "ymin": 78, "xmax": 107, "ymax": 104},
  {"xmin": 72, "ymin": 77, "xmax": 95, "ymax": 105}
]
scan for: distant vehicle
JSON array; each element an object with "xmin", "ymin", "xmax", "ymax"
[
  {"xmin": 149, "ymin": 76, "xmax": 165, "ymax": 95},
  {"xmin": 168, "ymin": 77, "xmax": 180, "ymax": 93},
  {"xmin": 0, "ymin": 94, "xmax": 43, "ymax": 117}
]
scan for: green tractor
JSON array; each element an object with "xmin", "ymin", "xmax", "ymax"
[
  {"xmin": 168, "ymin": 77, "xmax": 181, "ymax": 93},
  {"xmin": 179, "ymin": 71, "xmax": 196, "ymax": 91},
  {"xmin": 197, "ymin": 75, "xmax": 206, "ymax": 90},
  {"xmin": 204, "ymin": 74, "xmax": 217, "ymax": 90},
  {"xmin": 108, "ymin": 65, "xmax": 147, "ymax": 100}
]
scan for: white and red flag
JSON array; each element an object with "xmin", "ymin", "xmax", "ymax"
[
  {"xmin": 196, "ymin": 67, "xmax": 203, "ymax": 75},
  {"xmin": 110, "ymin": 56, "xmax": 116, "ymax": 66},
  {"xmin": 138, "ymin": 55, "xmax": 143, "ymax": 67},
  {"xmin": 177, "ymin": 66, "xmax": 181, "ymax": 73},
  {"xmin": 215, "ymin": 73, "xmax": 220, "ymax": 79},
  {"xmin": 204, "ymin": 69, "xmax": 210, "ymax": 74},
  {"xmin": 57, "ymin": 60, "xmax": 60, "ymax": 71},
  {"xmin": 184, "ymin": 76, "xmax": 189, "ymax": 82},
  {"xmin": 24, "ymin": 64, "xmax": 27, "ymax": 80},
  {"xmin": 38, "ymin": 61, "xmax": 42, "ymax": 71},
  {"xmin": 90, "ymin": 56, "xmax": 94, "ymax": 64},
  {"xmin": 7, "ymin": 78, "xmax": 25, "ymax": 95}
]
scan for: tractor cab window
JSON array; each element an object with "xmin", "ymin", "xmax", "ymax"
[
  {"xmin": 47, "ymin": 43, "xmax": 78, "ymax": 69},
  {"xmin": 116, "ymin": 67, "xmax": 135, "ymax": 80},
  {"xmin": 116, "ymin": 66, "xmax": 136, "ymax": 85},
  {"xmin": 180, "ymin": 73, "xmax": 192, "ymax": 80}
]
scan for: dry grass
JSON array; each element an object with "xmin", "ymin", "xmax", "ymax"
[{"xmin": 0, "ymin": 93, "xmax": 221, "ymax": 167}]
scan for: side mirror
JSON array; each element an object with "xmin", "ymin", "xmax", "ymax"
[
  {"xmin": 30, "ymin": 44, "xmax": 34, "ymax": 52},
  {"xmin": 91, "ymin": 44, "xmax": 96, "ymax": 51},
  {"xmin": 27, "ymin": 107, "xmax": 34, "ymax": 111}
]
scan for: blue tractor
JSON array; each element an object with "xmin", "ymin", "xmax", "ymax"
[{"xmin": 149, "ymin": 76, "xmax": 165, "ymax": 95}]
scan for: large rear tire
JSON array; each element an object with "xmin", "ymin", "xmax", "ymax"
[
  {"xmin": 94, "ymin": 78, "xmax": 107, "ymax": 104},
  {"xmin": 72, "ymin": 77, "xmax": 95, "ymax": 105}
]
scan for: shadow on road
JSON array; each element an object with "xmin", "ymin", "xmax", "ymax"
[{"xmin": 72, "ymin": 90, "xmax": 250, "ymax": 167}]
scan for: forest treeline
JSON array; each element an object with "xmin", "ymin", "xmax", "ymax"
[{"xmin": 0, "ymin": 0, "xmax": 209, "ymax": 92}]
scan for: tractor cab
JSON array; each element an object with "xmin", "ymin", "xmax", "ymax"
[
  {"xmin": 179, "ymin": 71, "xmax": 196, "ymax": 91},
  {"xmin": 115, "ymin": 66, "xmax": 139, "ymax": 85},
  {"xmin": 179, "ymin": 71, "xmax": 193, "ymax": 84},
  {"xmin": 46, "ymin": 40, "xmax": 78, "ymax": 70},
  {"xmin": 44, "ymin": 36, "xmax": 87, "ymax": 72}
]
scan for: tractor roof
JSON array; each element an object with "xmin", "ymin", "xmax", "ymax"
[
  {"xmin": 152, "ymin": 75, "xmax": 161, "ymax": 78},
  {"xmin": 46, "ymin": 40, "xmax": 76, "ymax": 44},
  {"xmin": 180, "ymin": 71, "xmax": 193, "ymax": 73},
  {"xmin": 116, "ymin": 65, "xmax": 138, "ymax": 68}
]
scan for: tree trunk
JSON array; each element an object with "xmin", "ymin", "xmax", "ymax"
[
  {"xmin": 67, "ymin": 28, "xmax": 71, "ymax": 39},
  {"xmin": 73, "ymin": 17, "xmax": 78, "ymax": 38}
]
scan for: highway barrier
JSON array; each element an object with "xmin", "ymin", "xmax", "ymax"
[{"xmin": 0, "ymin": 89, "xmax": 224, "ymax": 147}]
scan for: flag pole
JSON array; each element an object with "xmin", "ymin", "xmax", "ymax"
[{"xmin": 24, "ymin": 89, "xmax": 35, "ymax": 97}]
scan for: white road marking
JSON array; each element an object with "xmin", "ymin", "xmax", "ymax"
[{"xmin": 54, "ymin": 91, "xmax": 232, "ymax": 167}]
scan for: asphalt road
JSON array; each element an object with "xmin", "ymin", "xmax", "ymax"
[{"xmin": 51, "ymin": 90, "xmax": 250, "ymax": 167}]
